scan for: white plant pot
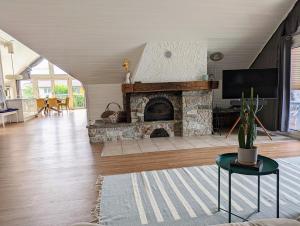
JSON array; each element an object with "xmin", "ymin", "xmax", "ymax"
[{"xmin": 238, "ymin": 147, "xmax": 258, "ymax": 165}]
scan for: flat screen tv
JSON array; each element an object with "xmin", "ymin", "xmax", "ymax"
[{"xmin": 222, "ymin": 68, "xmax": 278, "ymax": 99}]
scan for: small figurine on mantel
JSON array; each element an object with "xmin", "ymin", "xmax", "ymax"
[{"xmin": 122, "ymin": 58, "xmax": 132, "ymax": 84}]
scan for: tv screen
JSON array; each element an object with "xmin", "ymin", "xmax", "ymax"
[{"xmin": 222, "ymin": 68, "xmax": 278, "ymax": 99}]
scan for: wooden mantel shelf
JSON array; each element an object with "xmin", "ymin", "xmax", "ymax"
[{"xmin": 122, "ymin": 81, "xmax": 219, "ymax": 94}]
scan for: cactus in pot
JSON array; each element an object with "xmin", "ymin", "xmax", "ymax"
[{"xmin": 238, "ymin": 88, "xmax": 259, "ymax": 165}]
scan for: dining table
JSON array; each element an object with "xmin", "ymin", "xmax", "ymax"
[{"xmin": 37, "ymin": 98, "xmax": 62, "ymax": 115}]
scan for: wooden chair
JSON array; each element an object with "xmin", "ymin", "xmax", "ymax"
[
  {"xmin": 58, "ymin": 97, "xmax": 70, "ymax": 112},
  {"xmin": 47, "ymin": 98, "xmax": 61, "ymax": 114},
  {"xmin": 36, "ymin": 98, "xmax": 46, "ymax": 114}
]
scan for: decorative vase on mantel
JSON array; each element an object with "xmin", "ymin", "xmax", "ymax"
[
  {"xmin": 122, "ymin": 59, "xmax": 133, "ymax": 84},
  {"xmin": 125, "ymin": 72, "xmax": 132, "ymax": 84},
  {"xmin": 237, "ymin": 88, "xmax": 258, "ymax": 165}
]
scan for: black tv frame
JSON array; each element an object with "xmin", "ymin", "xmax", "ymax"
[{"xmin": 222, "ymin": 68, "xmax": 278, "ymax": 100}]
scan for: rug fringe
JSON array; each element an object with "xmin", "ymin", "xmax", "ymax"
[{"xmin": 90, "ymin": 175, "xmax": 104, "ymax": 224}]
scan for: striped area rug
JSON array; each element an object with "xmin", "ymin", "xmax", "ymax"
[{"xmin": 99, "ymin": 157, "xmax": 300, "ymax": 226}]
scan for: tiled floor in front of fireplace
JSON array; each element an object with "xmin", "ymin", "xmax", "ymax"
[{"xmin": 101, "ymin": 133, "xmax": 293, "ymax": 157}]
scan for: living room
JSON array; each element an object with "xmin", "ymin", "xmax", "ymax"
[{"xmin": 1, "ymin": 1, "xmax": 300, "ymax": 226}]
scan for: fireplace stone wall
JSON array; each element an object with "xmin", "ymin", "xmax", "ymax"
[
  {"xmin": 88, "ymin": 120, "xmax": 176, "ymax": 143},
  {"xmin": 87, "ymin": 89, "xmax": 213, "ymax": 143},
  {"xmin": 182, "ymin": 90, "xmax": 212, "ymax": 136}
]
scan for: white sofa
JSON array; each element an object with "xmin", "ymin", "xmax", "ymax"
[{"xmin": 72, "ymin": 218, "xmax": 300, "ymax": 226}]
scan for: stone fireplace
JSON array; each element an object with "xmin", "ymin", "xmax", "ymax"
[{"xmin": 88, "ymin": 81, "xmax": 218, "ymax": 143}]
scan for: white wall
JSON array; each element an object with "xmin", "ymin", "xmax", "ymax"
[
  {"xmin": 0, "ymin": 29, "xmax": 39, "ymax": 98},
  {"xmin": 85, "ymin": 83, "xmax": 123, "ymax": 123},
  {"xmin": 133, "ymin": 41, "xmax": 207, "ymax": 82},
  {"xmin": 85, "ymin": 41, "xmax": 208, "ymax": 123},
  {"xmin": 0, "ymin": 29, "xmax": 39, "ymax": 77},
  {"xmin": 207, "ymin": 65, "xmax": 231, "ymax": 108}
]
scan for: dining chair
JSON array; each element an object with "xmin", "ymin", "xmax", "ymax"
[
  {"xmin": 58, "ymin": 97, "xmax": 70, "ymax": 112},
  {"xmin": 47, "ymin": 98, "xmax": 61, "ymax": 114},
  {"xmin": 36, "ymin": 98, "xmax": 46, "ymax": 114}
]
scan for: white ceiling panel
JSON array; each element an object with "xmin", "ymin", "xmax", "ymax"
[{"xmin": 0, "ymin": 0, "xmax": 296, "ymax": 84}]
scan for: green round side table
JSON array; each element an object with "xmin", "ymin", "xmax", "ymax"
[{"xmin": 216, "ymin": 153, "xmax": 279, "ymax": 223}]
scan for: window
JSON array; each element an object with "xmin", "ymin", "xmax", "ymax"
[
  {"xmin": 31, "ymin": 59, "xmax": 50, "ymax": 75},
  {"xmin": 20, "ymin": 57, "xmax": 86, "ymax": 109},
  {"xmin": 20, "ymin": 80, "xmax": 34, "ymax": 98},
  {"xmin": 289, "ymin": 47, "xmax": 300, "ymax": 130},
  {"xmin": 54, "ymin": 80, "xmax": 68, "ymax": 99},
  {"xmin": 72, "ymin": 80, "xmax": 81, "ymax": 94},
  {"xmin": 54, "ymin": 65, "xmax": 67, "ymax": 74},
  {"xmin": 38, "ymin": 80, "xmax": 52, "ymax": 98},
  {"xmin": 72, "ymin": 80, "xmax": 85, "ymax": 108}
]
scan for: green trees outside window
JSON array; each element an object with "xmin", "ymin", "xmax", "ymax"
[
  {"xmin": 22, "ymin": 85, "xmax": 34, "ymax": 98},
  {"xmin": 54, "ymin": 84, "xmax": 68, "ymax": 99}
]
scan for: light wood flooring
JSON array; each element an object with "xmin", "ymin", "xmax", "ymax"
[
  {"xmin": 0, "ymin": 110, "xmax": 102, "ymax": 226},
  {"xmin": 1, "ymin": 109, "xmax": 300, "ymax": 226}
]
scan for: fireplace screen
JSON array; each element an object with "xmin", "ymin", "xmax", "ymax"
[{"xmin": 144, "ymin": 97, "xmax": 174, "ymax": 121}]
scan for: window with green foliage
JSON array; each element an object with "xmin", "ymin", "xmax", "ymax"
[
  {"xmin": 54, "ymin": 80, "xmax": 68, "ymax": 99},
  {"xmin": 54, "ymin": 84, "xmax": 68, "ymax": 95},
  {"xmin": 73, "ymin": 94, "xmax": 85, "ymax": 108},
  {"xmin": 72, "ymin": 80, "xmax": 85, "ymax": 108},
  {"xmin": 20, "ymin": 80, "xmax": 34, "ymax": 98}
]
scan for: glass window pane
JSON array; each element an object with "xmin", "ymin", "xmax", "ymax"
[
  {"xmin": 72, "ymin": 80, "xmax": 85, "ymax": 108},
  {"xmin": 290, "ymin": 47, "xmax": 300, "ymax": 131},
  {"xmin": 38, "ymin": 80, "xmax": 52, "ymax": 98},
  {"xmin": 54, "ymin": 80, "xmax": 68, "ymax": 99},
  {"xmin": 72, "ymin": 80, "xmax": 82, "ymax": 94},
  {"xmin": 72, "ymin": 80, "xmax": 81, "ymax": 87},
  {"xmin": 54, "ymin": 65, "xmax": 67, "ymax": 74},
  {"xmin": 31, "ymin": 59, "xmax": 50, "ymax": 75},
  {"xmin": 20, "ymin": 80, "xmax": 33, "ymax": 98}
]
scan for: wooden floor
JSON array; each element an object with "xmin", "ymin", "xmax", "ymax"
[
  {"xmin": 99, "ymin": 140, "xmax": 300, "ymax": 175},
  {"xmin": 0, "ymin": 110, "xmax": 102, "ymax": 226},
  {"xmin": 1, "ymin": 110, "xmax": 300, "ymax": 226}
]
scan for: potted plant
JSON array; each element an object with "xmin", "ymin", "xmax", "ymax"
[{"xmin": 238, "ymin": 88, "xmax": 259, "ymax": 165}]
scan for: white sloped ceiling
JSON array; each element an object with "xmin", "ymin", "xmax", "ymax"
[
  {"xmin": 0, "ymin": 0, "xmax": 296, "ymax": 84},
  {"xmin": 0, "ymin": 29, "xmax": 39, "ymax": 78}
]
